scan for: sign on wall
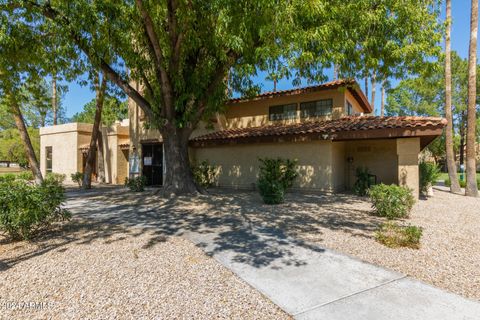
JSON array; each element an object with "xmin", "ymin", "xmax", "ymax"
[{"xmin": 129, "ymin": 154, "xmax": 139, "ymax": 174}]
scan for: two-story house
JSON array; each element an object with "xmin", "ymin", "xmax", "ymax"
[{"xmin": 127, "ymin": 79, "xmax": 446, "ymax": 197}]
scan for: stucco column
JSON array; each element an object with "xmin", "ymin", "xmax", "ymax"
[{"xmin": 396, "ymin": 138, "xmax": 420, "ymax": 198}]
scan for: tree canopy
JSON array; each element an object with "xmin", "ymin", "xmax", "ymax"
[{"xmin": 71, "ymin": 96, "xmax": 128, "ymax": 126}]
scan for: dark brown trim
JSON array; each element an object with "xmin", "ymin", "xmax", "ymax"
[{"xmin": 189, "ymin": 126, "xmax": 444, "ymax": 148}]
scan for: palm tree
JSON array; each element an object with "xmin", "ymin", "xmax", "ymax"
[
  {"xmin": 444, "ymin": 0, "xmax": 462, "ymax": 193},
  {"xmin": 466, "ymin": 0, "xmax": 479, "ymax": 197}
]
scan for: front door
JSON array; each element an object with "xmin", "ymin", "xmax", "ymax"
[{"xmin": 142, "ymin": 143, "xmax": 163, "ymax": 186}]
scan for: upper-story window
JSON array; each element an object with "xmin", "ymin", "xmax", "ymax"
[
  {"xmin": 269, "ymin": 103, "xmax": 297, "ymax": 121},
  {"xmin": 346, "ymin": 101, "xmax": 353, "ymax": 115},
  {"xmin": 300, "ymin": 99, "xmax": 333, "ymax": 118}
]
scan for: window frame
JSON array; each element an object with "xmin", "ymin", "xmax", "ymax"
[
  {"xmin": 45, "ymin": 146, "xmax": 53, "ymax": 173},
  {"xmin": 268, "ymin": 103, "xmax": 298, "ymax": 121},
  {"xmin": 346, "ymin": 101, "xmax": 353, "ymax": 116},
  {"xmin": 299, "ymin": 99, "xmax": 333, "ymax": 118}
]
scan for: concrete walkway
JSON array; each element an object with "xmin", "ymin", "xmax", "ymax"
[
  {"xmin": 184, "ymin": 227, "xmax": 480, "ymax": 320},
  {"xmin": 65, "ymin": 189, "xmax": 480, "ymax": 319}
]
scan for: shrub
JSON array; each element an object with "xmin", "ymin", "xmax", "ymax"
[
  {"xmin": 124, "ymin": 176, "xmax": 147, "ymax": 192},
  {"xmin": 46, "ymin": 173, "xmax": 66, "ymax": 184},
  {"xmin": 0, "ymin": 179, "xmax": 71, "ymax": 240},
  {"xmin": 257, "ymin": 157, "xmax": 298, "ymax": 204},
  {"xmin": 419, "ymin": 161, "xmax": 440, "ymax": 195},
  {"xmin": 368, "ymin": 184, "xmax": 415, "ymax": 219},
  {"xmin": 71, "ymin": 172, "xmax": 83, "ymax": 188},
  {"xmin": 445, "ymin": 177, "xmax": 480, "ymax": 188},
  {"xmin": 191, "ymin": 160, "xmax": 218, "ymax": 188},
  {"xmin": 17, "ymin": 171, "xmax": 34, "ymax": 181},
  {"xmin": 0, "ymin": 173, "xmax": 17, "ymax": 183},
  {"xmin": 353, "ymin": 167, "xmax": 373, "ymax": 196},
  {"xmin": 375, "ymin": 222, "xmax": 423, "ymax": 249}
]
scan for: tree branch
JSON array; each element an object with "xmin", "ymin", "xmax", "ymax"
[
  {"xmin": 135, "ymin": 0, "xmax": 174, "ymax": 119},
  {"xmin": 23, "ymin": 0, "xmax": 155, "ymax": 120}
]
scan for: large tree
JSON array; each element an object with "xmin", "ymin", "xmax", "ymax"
[
  {"xmin": 466, "ymin": 0, "xmax": 479, "ymax": 197},
  {"xmin": 5, "ymin": 0, "xmax": 442, "ymax": 194}
]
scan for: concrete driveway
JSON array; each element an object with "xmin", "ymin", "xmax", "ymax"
[{"xmin": 65, "ymin": 188, "xmax": 480, "ymax": 319}]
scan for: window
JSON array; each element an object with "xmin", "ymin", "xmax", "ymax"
[
  {"xmin": 45, "ymin": 146, "xmax": 52, "ymax": 173},
  {"xmin": 269, "ymin": 103, "xmax": 297, "ymax": 121},
  {"xmin": 300, "ymin": 99, "xmax": 333, "ymax": 118},
  {"xmin": 346, "ymin": 101, "xmax": 353, "ymax": 116}
]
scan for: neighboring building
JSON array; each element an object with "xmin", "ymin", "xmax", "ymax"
[
  {"xmin": 39, "ymin": 121, "xmax": 130, "ymax": 184},
  {"xmin": 128, "ymin": 79, "xmax": 446, "ymax": 198}
]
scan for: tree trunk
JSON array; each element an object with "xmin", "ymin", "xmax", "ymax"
[
  {"xmin": 466, "ymin": 0, "xmax": 479, "ymax": 197},
  {"xmin": 10, "ymin": 97, "xmax": 43, "ymax": 185},
  {"xmin": 333, "ymin": 64, "xmax": 339, "ymax": 80},
  {"xmin": 161, "ymin": 125, "xmax": 199, "ymax": 196},
  {"xmin": 459, "ymin": 111, "xmax": 466, "ymax": 167},
  {"xmin": 83, "ymin": 72, "xmax": 107, "ymax": 189},
  {"xmin": 52, "ymin": 74, "xmax": 58, "ymax": 125},
  {"xmin": 444, "ymin": 0, "xmax": 462, "ymax": 193},
  {"xmin": 364, "ymin": 77, "xmax": 369, "ymax": 100},
  {"xmin": 370, "ymin": 72, "xmax": 376, "ymax": 112},
  {"xmin": 381, "ymin": 79, "xmax": 385, "ymax": 117},
  {"xmin": 97, "ymin": 131, "xmax": 106, "ymax": 183}
]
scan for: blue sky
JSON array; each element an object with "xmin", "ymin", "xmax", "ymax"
[{"xmin": 62, "ymin": 0, "xmax": 475, "ymax": 118}]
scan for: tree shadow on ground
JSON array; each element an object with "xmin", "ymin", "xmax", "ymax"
[{"xmin": 1, "ymin": 187, "xmax": 381, "ymax": 271}]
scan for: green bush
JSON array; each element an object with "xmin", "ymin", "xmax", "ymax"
[
  {"xmin": 445, "ymin": 177, "xmax": 480, "ymax": 188},
  {"xmin": 0, "ymin": 173, "xmax": 17, "ymax": 183},
  {"xmin": 419, "ymin": 161, "xmax": 440, "ymax": 194},
  {"xmin": 0, "ymin": 179, "xmax": 71, "ymax": 240},
  {"xmin": 375, "ymin": 222, "xmax": 423, "ymax": 249},
  {"xmin": 368, "ymin": 184, "xmax": 415, "ymax": 219},
  {"xmin": 124, "ymin": 176, "xmax": 147, "ymax": 192},
  {"xmin": 17, "ymin": 171, "xmax": 34, "ymax": 181},
  {"xmin": 46, "ymin": 173, "xmax": 66, "ymax": 184},
  {"xmin": 353, "ymin": 167, "xmax": 374, "ymax": 196},
  {"xmin": 257, "ymin": 157, "xmax": 298, "ymax": 204},
  {"xmin": 71, "ymin": 172, "xmax": 83, "ymax": 188},
  {"xmin": 191, "ymin": 160, "xmax": 218, "ymax": 188}
]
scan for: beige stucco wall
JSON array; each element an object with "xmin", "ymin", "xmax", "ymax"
[
  {"xmin": 332, "ymin": 142, "xmax": 346, "ymax": 191},
  {"xmin": 225, "ymin": 89, "xmax": 347, "ymax": 129},
  {"xmin": 345, "ymin": 139, "xmax": 399, "ymax": 189},
  {"xmin": 192, "ymin": 141, "xmax": 337, "ymax": 192},
  {"xmin": 40, "ymin": 122, "xmax": 129, "ymax": 185},
  {"xmin": 40, "ymin": 123, "xmax": 93, "ymax": 183},
  {"xmin": 397, "ymin": 138, "xmax": 420, "ymax": 198}
]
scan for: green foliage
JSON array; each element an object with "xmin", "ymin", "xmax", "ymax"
[
  {"xmin": 124, "ymin": 176, "xmax": 147, "ymax": 192},
  {"xmin": 353, "ymin": 167, "xmax": 374, "ymax": 196},
  {"xmin": 191, "ymin": 160, "xmax": 218, "ymax": 188},
  {"xmin": 17, "ymin": 171, "xmax": 34, "ymax": 181},
  {"xmin": 70, "ymin": 172, "xmax": 83, "ymax": 188},
  {"xmin": 46, "ymin": 173, "xmax": 66, "ymax": 185},
  {"xmin": 419, "ymin": 161, "xmax": 440, "ymax": 194},
  {"xmin": 71, "ymin": 96, "xmax": 128, "ymax": 126},
  {"xmin": 257, "ymin": 158, "xmax": 298, "ymax": 204},
  {"xmin": 445, "ymin": 177, "xmax": 480, "ymax": 189},
  {"xmin": 0, "ymin": 179, "xmax": 71, "ymax": 240},
  {"xmin": 0, "ymin": 128, "xmax": 40, "ymax": 167},
  {"xmin": 369, "ymin": 184, "xmax": 415, "ymax": 219},
  {"xmin": 0, "ymin": 173, "xmax": 17, "ymax": 183},
  {"xmin": 375, "ymin": 222, "xmax": 423, "ymax": 249}
]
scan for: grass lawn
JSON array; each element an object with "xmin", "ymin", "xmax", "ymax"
[
  {"xmin": 0, "ymin": 167, "xmax": 25, "ymax": 175},
  {"xmin": 437, "ymin": 172, "xmax": 480, "ymax": 181}
]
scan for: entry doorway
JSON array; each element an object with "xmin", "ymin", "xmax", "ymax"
[{"xmin": 142, "ymin": 143, "xmax": 163, "ymax": 186}]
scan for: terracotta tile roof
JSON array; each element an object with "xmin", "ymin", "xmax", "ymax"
[
  {"xmin": 227, "ymin": 79, "xmax": 373, "ymax": 113},
  {"xmin": 191, "ymin": 116, "xmax": 447, "ymax": 144}
]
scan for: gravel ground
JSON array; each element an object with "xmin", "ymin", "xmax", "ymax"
[
  {"xmin": 0, "ymin": 222, "xmax": 289, "ymax": 319},
  {"xmin": 111, "ymin": 186, "xmax": 479, "ymax": 302}
]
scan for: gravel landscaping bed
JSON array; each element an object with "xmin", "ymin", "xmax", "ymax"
[
  {"xmin": 0, "ymin": 221, "xmax": 289, "ymax": 319},
  {"xmin": 80, "ymin": 186, "xmax": 479, "ymax": 302}
]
